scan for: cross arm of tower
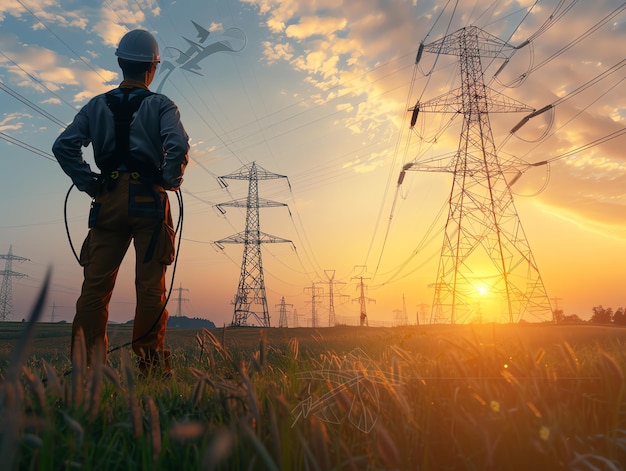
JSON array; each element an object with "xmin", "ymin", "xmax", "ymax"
[
  {"xmin": 411, "ymin": 87, "xmax": 533, "ymax": 115},
  {"xmin": 0, "ymin": 255, "xmax": 29, "ymax": 262},
  {"xmin": 0, "ymin": 270, "xmax": 28, "ymax": 278},
  {"xmin": 216, "ymin": 231, "xmax": 291, "ymax": 245},
  {"xmin": 219, "ymin": 162, "xmax": 287, "ymax": 181},
  {"xmin": 217, "ymin": 197, "xmax": 288, "ymax": 209},
  {"xmin": 423, "ymin": 26, "xmax": 516, "ymax": 59}
]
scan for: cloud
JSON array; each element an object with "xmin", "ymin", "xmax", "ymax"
[
  {"xmin": 0, "ymin": 36, "xmax": 118, "ymax": 102},
  {"xmin": 0, "ymin": 112, "xmax": 26, "ymax": 132},
  {"xmin": 241, "ymin": 0, "xmax": 435, "ymax": 154},
  {"xmin": 1, "ymin": 0, "xmax": 90, "ymax": 30},
  {"xmin": 262, "ymin": 41, "xmax": 294, "ymax": 63},
  {"xmin": 285, "ymin": 16, "xmax": 347, "ymax": 40}
]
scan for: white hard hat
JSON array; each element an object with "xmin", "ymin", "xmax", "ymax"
[{"xmin": 115, "ymin": 29, "xmax": 160, "ymax": 63}]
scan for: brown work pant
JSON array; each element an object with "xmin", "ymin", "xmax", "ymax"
[{"xmin": 72, "ymin": 173, "xmax": 175, "ymax": 364}]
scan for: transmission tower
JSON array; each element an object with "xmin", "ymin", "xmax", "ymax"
[
  {"xmin": 393, "ymin": 293, "xmax": 408, "ymax": 326},
  {"xmin": 304, "ymin": 283, "xmax": 323, "ymax": 328},
  {"xmin": 216, "ymin": 162, "xmax": 291, "ymax": 327},
  {"xmin": 276, "ymin": 296, "xmax": 293, "ymax": 328},
  {"xmin": 352, "ymin": 276, "xmax": 375, "ymax": 326},
  {"xmin": 172, "ymin": 283, "xmax": 189, "ymax": 317},
  {"xmin": 0, "ymin": 245, "xmax": 29, "ymax": 321},
  {"xmin": 318, "ymin": 270, "xmax": 347, "ymax": 327},
  {"xmin": 404, "ymin": 26, "xmax": 552, "ymax": 324}
]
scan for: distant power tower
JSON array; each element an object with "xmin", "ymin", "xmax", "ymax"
[
  {"xmin": 352, "ymin": 276, "xmax": 375, "ymax": 326},
  {"xmin": 276, "ymin": 296, "xmax": 293, "ymax": 328},
  {"xmin": 216, "ymin": 162, "xmax": 291, "ymax": 327},
  {"xmin": 403, "ymin": 26, "xmax": 552, "ymax": 324},
  {"xmin": 48, "ymin": 302, "xmax": 71, "ymax": 323},
  {"xmin": 393, "ymin": 293, "xmax": 408, "ymax": 326},
  {"xmin": 319, "ymin": 270, "xmax": 347, "ymax": 327},
  {"xmin": 304, "ymin": 283, "xmax": 323, "ymax": 328},
  {"xmin": 0, "ymin": 245, "xmax": 29, "ymax": 321},
  {"xmin": 172, "ymin": 283, "xmax": 189, "ymax": 317}
]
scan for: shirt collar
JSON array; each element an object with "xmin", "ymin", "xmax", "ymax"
[{"xmin": 119, "ymin": 79, "xmax": 149, "ymax": 90}]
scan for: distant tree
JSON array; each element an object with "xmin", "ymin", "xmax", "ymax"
[
  {"xmin": 553, "ymin": 309, "xmax": 564, "ymax": 323},
  {"xmin": 613, "ymin": 307, "xmax": 626, "ymax": 326},
  {"xmin": 562, "ymin": 314, "xmax": 583, "ymax": 323},
  {"xmin": 590, "ymin": 305, "xmax": 613, "ymax": 324}
]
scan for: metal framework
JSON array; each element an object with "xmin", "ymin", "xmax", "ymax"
[
  {"xmin": 217, "ymin": 162, "xmax": 291, "ymax": 327},
  {"xmin": 406, "ymin": 26, "xmax": 553, "ymax": 324},
  {"xmin": 172, "ymin": 283, "xmax": 189, "ymax": 317},
  {"xmin": 276, "ymin": 296, "xmax": 293, "ymax": 328},
  {"xmin": 352, "ymin": 276, "xmax": 374, "ymax": 326},
  {"xmin": 319, "ymin": 270, "xmax": 347, "ymax": 327},
  {"xmin": 304, "ymin": 283, "xmax": 323, "ymax": 328},
  {"xmin": 0, "ymin": 245, "xmax": 29, "ymax": 321}
]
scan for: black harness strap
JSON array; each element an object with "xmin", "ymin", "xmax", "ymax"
[
  {"xmin": 104, "ymin": 88, "xmax": 157, "ymax": 179},
  {"xmin": 104, "ymin": 88, "xmax": 164, "ymax": 264}
]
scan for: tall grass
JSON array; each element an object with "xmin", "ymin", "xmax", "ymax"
[{"xmin": 1, "ymin": 288, "xmax": 626, "ymax": 470}]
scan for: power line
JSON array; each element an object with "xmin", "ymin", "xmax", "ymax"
[
  {"xmin": 0, "ymin": 131, "xmax": 56, "ymax": 162},
  {"xmin": 0, "ymin": 80, "xmax": 67, "ymax": 128}
]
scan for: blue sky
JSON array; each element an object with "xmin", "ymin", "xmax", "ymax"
[{"xmin": 0, "ymin": 0, "xmax": 625, "ymax": 327}]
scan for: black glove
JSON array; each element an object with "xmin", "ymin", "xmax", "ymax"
[{"xmin": 85, "ymin": 174, "xmax": 102, "ymax": 198}]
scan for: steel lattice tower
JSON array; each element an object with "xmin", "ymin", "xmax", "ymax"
[
  {"xmin": 276, "ymin": 296, "xmax": 292, "ymax": 328},
  {"xmin": 172, "ymin": 283, "xmax": 189, "ymax": 317},
  {"xmin": 405, "ymin": 26, "xmax": 552, "ymax": 324},
  {"xmin": 217, "ymin": 162, "xmax": 291, "ymax": 327},
  {"xmin": 319, "ymin": 270, "xmax": 346, "ymax": 327},
  {"xmin": 0, "ymin": 245, "xmax": 29, "ymax": 321},
  {"xmin": 352, "ymin": 276, "xmax": 374, "ymax": 326}
]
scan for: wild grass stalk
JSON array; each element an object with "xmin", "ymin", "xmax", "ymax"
[{"xmin": 2, "ymin": 314, "xmax": 626, "ymax": 470}]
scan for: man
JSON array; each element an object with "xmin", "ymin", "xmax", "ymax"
[{"xmin": 53, "ymin": 29, "xmax": 189, "ymax": 376}]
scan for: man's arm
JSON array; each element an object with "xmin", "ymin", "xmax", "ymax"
[
  {"xmin": 52, "ymin": 110, "xmax": 100, "ymax": 196},
  {"xmin": 159, "ymin": 99, "xmax": 189, "ymax": 191}
]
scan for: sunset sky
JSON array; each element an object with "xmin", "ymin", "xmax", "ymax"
[{"xmin": 0, "ymin": 0, "xmax": 624, "ymax": 327}]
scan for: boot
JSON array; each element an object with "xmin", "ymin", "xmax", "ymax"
[{"xmin": 137, "ymin": 349, "xmax": 172, "ymax": 379}]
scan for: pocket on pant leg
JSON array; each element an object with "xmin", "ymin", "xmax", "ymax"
[
  {"xmin": 88, "ymin": 202, "xmax": 101, "ymax": 228},
  {"xmin": 155, "ymin": 223, "xmax": 176, "ymax": 265},
  {"xmin": 79, "ymin": 231, "xmax": 94, "ymax": 267}
]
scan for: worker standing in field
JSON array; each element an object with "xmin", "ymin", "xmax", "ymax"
[{"xmin": 52, "ymin": 29, "xmax": 189, "ymax": 376}]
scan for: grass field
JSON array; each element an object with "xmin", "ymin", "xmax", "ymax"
[{"xmin": 1, "ymin": 320, "xmax": 626, "ymax": 470}]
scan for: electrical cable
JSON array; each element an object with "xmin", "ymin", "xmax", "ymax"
[
  {"xmin": 0, "ymin": 131, "xmax": 57, "ymax": 162},
  {"xmin": 516, "ymin": 2, "xmax": 626, "ymax": 80},
  {"xmin": 62, "ymin": 184, "xmax": 184, "ymax": 361},
  {"xmin": 63, "ymin": 184, "xmax": 80, "ymax": 264},
  {"xmin": 365, "ymin": 0, "xmax": 459, "ymax": 277}
]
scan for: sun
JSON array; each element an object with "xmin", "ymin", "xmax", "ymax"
[{"xmin": 476, "ymin": 285, "xmax": 488, "ymax": 296}]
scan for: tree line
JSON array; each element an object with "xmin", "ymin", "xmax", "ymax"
[{"xmin": 553, "ymin": 306, "xmax": 626, "ymax": 325}]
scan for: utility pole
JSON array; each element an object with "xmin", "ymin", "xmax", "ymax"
[
  {"xmin": 304, "ymin": 283, "xmax": 323, "ymax": 328},
  {"xmin": 403, "ymin": 26, "xmax": 552, "ymax": 324},
  {"xmin": 172, "ymin": 283, "xmax": 189, "ymax": 317},
  {"xmin": 0, "ymin": 245, "xmax": 29, "ymax": 321},
  {"xmin": 216, "ymin": 162, "xmax": 291, "ymax": 327},
  {"xmin": 352, "ymin": 276, "xmax": 375, "ymax": 327},
  {"xmin": 276, "ymin": 296, "xmax": 293, "ymax": 328}
]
